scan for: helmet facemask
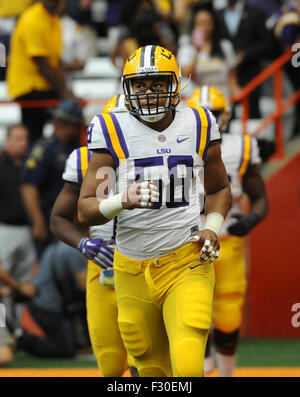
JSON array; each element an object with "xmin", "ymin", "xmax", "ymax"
[{"xmin": 123, "ymin": 70, "xmax": 180, "ymax": 123}]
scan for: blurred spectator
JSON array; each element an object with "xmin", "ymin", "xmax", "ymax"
[
  {"xmin": 65, "ymin": 0, "xmax": 99, "ymax": 53},
  {"xmin": 0, "ymin": 0, "xmax": 34, "ymax": 80},
  {"xmin": 271, "ymin": 1, "xmax": 300, "ymax": 137},
  {"xmin": 245, "ymin": 0, "xmax": 283, "ymax": 18},
  {"xmin": 216, "ymin": 0, "xmax": 271, "ymax": 118},
  {"xmin": 0, "ymin": 0, "xmax": 34, "ymax": 17},
  {"xmin": 15, "ymin": 240, "xmax": 88, "ymax": 358},
  {"xmin": 6, "ymin": 0, "xmax": 76, "ymax": 144},
  {"xmin": 177, "ymin": 8, "xmax": 241, "ymax": 97},
  {"xmin": 65, "ymin": 0, "xmax": 93, "ymax": 25},
  {"xmin": 0, "ymin": 124, "xmax": 37, "ymax": 311},
  {"xmin": 0, "ymin": 124, "xmax": 37, "ymax": 364},
  {"xmin": 61, "ymin": 16, "xmax": 92, "ymax": 76},
  {"xmin": 20, "ymin": 99, "xmax": 83, "ymax": 257},
  {"xmin": 111, "ymin": 0, "xmax": 176, "ymax": 71},
  {"xmin": 154, "ymin": 0, "xmax": 180, "ymax": 42},
  {"xmin": 0, "ymin": 264, "xmax": 36, "ymax": 366},
  {"xmin": 57, "ymin": 0, "xmax": 93, "ymax": 82},
  {"xmin": 106, "ymin": 0, "xmax": 123, "ymax": 49}
]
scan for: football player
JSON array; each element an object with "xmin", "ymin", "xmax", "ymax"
[
  {"xmin": 78, "ymin": 45, "xmax": 231, "ymax": 377},
  {"xmin": 50, "ymin": 94, "xmax": 138, "ymax": 377},
  {"xmin": 188, "ymin": 85, "xmax": 269, "ymax": 377}
]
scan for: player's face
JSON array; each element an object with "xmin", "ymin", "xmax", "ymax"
[
  {"xmin": 131, "ymin": 77, "xmax": 169, "ymax": 108},
  {"xmin": 6, "ymin": 126, "xmax": 29, "ymax": 159}
]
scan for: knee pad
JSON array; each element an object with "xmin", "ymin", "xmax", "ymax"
[
  {"xmin": 213, "ymin": 299, "xmax": 243, "ymax": 333},
  {"xmin": 118, "ymin": 308, "xmax": 151, "ymax": 358},
  {"xmin": 96, "ymin": 349, "xmax": 127, "ymax": 377},
  {"xmin": 213, "ymin": 328, "xmax": 239, "ymax": 356},
  {"xmin": 138, "ymin": 365, "xmax": 169, "ymax": 377},
  {"xmin": 174, "ymin": 335, "xmax": 206, "ymax": 377}
]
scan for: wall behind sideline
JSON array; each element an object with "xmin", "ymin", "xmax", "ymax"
[{"xmin": 248, "ymin": 150, "xmax": 300, "ymax": 337}]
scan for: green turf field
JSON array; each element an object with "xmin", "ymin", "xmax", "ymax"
[{"xmin": 2, "ymin": 338, "xmax": 300, "ymax": 369}]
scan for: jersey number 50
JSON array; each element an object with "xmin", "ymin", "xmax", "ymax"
[{"xmin": 134, "ymin": 156, "xmax": 194, "ymax": 209}]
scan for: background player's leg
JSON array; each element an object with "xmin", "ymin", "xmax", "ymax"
[
  {"xmin": 86, "ymin": 260, "xmax": 128, "ymax": 377},
  {"xmin": 212, "ymin": 237, "xmax": 247, "ymax": 377},
  {"xmin": 213, "ymin": 327, "xmax": 239, "ymax": 377},
  {"xmin": 114, "ymin": 269, "xmax": 172, "ymax": 377},
  {"xmin": 204, "ymin": 333, "xmax": 215, "ymax": 374}
]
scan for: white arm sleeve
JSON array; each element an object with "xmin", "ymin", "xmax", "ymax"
[
  {"xmin": 251, "ymin": 137, "xmax": 262, "ymax": 166},
  {"xmin": 206, "ymin": 108, "xmax": 221, "ymax": 143},
  {"xmin": 87, "ymin": 115, "xmax": 109, "ymax": 151},
  {"xmin": 62, "ymin": 149, "xmax": 80, "ymax": 184}
]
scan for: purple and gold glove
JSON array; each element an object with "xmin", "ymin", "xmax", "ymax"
[{"xmin": 78, "ymin": 237, "xmax": 114, "ymax": 269}]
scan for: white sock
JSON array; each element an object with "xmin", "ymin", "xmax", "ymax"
[
  {"xmin": 204, "ymin": 345, "xmax": 215, "ymax": 374},
  {"xmin": 216, "ymin": 352, "xmax": 236, "ymax": 377}
]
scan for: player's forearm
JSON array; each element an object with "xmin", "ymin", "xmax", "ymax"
[
  {"xmin": 78, "ymin": 197, "xmax": 112, "ymax": 227},
  {"xmin": 249, "ymin": 196, "xmax": 269, "ymax": 222},
  {"xmin": 204, "ymin": 184, "xmax": 231, "ymax": 219},
  {"xmin": 50, "ymin": 214, "xmax": 85, "ymax": 249}
]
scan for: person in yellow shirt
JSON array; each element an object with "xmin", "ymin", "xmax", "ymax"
[
  {"xmin": 0, "ymin": 0, "xmax": 34, "ymax": 80},
  {"xmin": 6, "ymin": 0, "xmax": 75, "ymax": 144},
  {"xmin": 0, "ymin": 0, "xmax": 34, "ymax": 18}
]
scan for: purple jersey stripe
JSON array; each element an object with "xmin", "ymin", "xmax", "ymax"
[
  {"xmin": 76, "ymin": 148, "xmax": 83, "ymax": 186},
  {"xmin": 191, "ymin": 108, "xmax": 202, "ymax": 154},
  {"xmin": 87, "ymin": 148, "xmax": 92, "ymax": 162},
  {"xmin": 238, "ymin": 135, "xmax": 245, "ymax": 172},
  {"xmin": 201, "ymin": 106, "xmax": 211, "ymax": 162},
  {"xmin": 109, "ymin": 113, "xmax": 129, "ymax": 158},
  {"xmin": 97, "ymin": 115, "xmax": 119, "ymax": 168}
]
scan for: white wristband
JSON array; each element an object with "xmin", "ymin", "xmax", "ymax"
[
  {"xmin": 99, "ymin": 193, "xmax": 123, "ymax": 220},
  {"xmin": 203, "ymin": 212, "xmax": 224, "ymax": 237}
]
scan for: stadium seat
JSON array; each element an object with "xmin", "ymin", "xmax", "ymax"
[
  {"xmin": 71, "ymin": 78, "xmax": 120, "ymax": 99},
  {"xmin": 80, "ymin": 57, "xmax": 120, "ymax": 79},
  {"xmin": 0, "ymin": 104, "xmax": 21, "ymax": 125},
  {"xmin": 0, "ymin": 81, "xmax": 9, "ymax": 100}
]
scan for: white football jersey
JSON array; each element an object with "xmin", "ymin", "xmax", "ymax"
[
  {"xmin": 62, "ymin": 146, "xmax": 115, "ymax": 242},
  {"xmin": 201, "ymin": 133, "xmax": 261, "ymax": 236},
  {"xmin": 87, "ymin": 106, "xmax": 220, "ymax": 259}
]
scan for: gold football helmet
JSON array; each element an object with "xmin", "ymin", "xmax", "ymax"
[
  {"xmin": 122, "ymin": 45, "xmax": 181, "ymax": 122},
  {"xmin": 188, "ymin": 85, "xmax": 231, "ymax": 130},
  {"xmin": 103, "ymin": 94, "xmax": 127, "ymax": 114}
]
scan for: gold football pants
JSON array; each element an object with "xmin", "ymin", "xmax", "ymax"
[
  {"xmin": 113, "ymin": 242, "xmax": 215, "ymax": 377},
  {"xmin": 213, "ymin": 236, "xmax": 247, "ymax": 333},
  {"xmin": 86, "ymin": 259, "xmax": 128, "ymax": 377}
]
